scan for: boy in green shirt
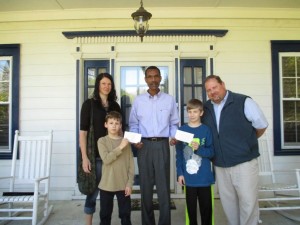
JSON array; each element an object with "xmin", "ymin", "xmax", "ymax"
[{"xmin": 97, "ymin": 111, "xmax": 134, "ymax": 225}]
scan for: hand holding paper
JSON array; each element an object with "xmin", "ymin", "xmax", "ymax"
[
  {"xmin": 124, "ymin": 131, "xmax": 142, "ymax": 144},
  {"xmin": 175, "ymin": 130, "xmax": 194, "ymax": 143}
]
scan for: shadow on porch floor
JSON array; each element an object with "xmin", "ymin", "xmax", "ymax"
[{"xmin": 1, "ymin": 198, "xmax": 300, "ymax": 225}]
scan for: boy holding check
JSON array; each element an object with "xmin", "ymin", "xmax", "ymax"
[
  {"xmin": 97, "ymin": 111, "xmax": 134, "ymax": 225},
  {"xmin": 175, "ymin": 99, "xmax": 215, "ymax": 225}
]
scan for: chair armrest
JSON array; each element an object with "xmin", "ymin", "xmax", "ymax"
[
  {"xmin": 35, "ymin": 176, "xmax": 50, "ymax": 183},
  {"xmin": 34, "ymin": 176, "xmax": 50, "ymax": 194},
  {"xmin": 0, "ymin": 176, "xmax": 13, "ymax": 180},
  {"xmin": 273, "ymin": 169, "xmax": 300, "ymax": 174}
]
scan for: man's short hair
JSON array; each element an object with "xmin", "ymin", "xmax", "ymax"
[
  {"xmin": 187, "ymin": 99, "xmax": 203, "ymax": 111},
  {"xmin": 145, "ymin": 66, "xmax": 161, "ymax": 77},
  {"xmin": 105, "ymin": 111, "xmax": 122, "ymax": 122},
  {"xmin": 204, "ymin": 75, "xmax": 223, "ymax": 84}
]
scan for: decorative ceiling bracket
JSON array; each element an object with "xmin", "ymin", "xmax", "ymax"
[{"xmin": 62, "ymin": 29, "xmax": 228, "ymax": 40}]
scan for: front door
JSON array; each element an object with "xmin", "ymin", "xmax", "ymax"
[{"xmin": 77, "ymin": 60, "xmax": 110, "ymax": 189}]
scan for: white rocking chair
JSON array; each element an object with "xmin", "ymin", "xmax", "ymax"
[
  {"xmin": 258, "ymin": 133, "xmax": 300, "ymax": 222},
  {"xmin": 0, "ymin": 130, "xmax": 53, "ymax": 225}
]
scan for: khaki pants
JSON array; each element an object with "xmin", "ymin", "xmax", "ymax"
[{"xmin": 215, "ymin": 159, "xmax": 259, "ymax": 225}]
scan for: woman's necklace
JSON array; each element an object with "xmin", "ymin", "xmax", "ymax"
[
  {"xmin": 102, "ymin": 100, "xmax": 108, "ymax": 107},
  {"xmin": 101, "ymin": 97, "xmax": 109, "ymax": 107}
]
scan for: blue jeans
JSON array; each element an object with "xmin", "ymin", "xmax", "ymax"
[{"xmin": 84, "ymin": 158, "xmax": 102, "ymax": 214}]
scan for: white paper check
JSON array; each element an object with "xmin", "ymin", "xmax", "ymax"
[
  {"xmin": 124, "ymin": 131, "xmax": 142, "ymax": 144},
  {"xmin": 175, "ymin": 130, "xmax": 194, "ymax": 143}
]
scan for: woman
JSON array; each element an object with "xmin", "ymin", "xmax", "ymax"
[{"xmin": 79, "ymin": 73, "xmax": 121, "ymax": 225}]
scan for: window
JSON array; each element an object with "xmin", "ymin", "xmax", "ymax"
[
  {"xmin": 272, "ymin": 41, "xmax": 300, "ymax": 155},
  {"xmin": 0, "ymin": 44, "xmax": 20, "ymax": 159},
  {"xmin": 280, "ymin": 54, "xmax": 300, "ymax": 148},
  {"xmin": 180, "ymin": 59, "xmax": 206, "ymax": 124},
  {"xmin": 0, "ymin": 57, "xmax": 11, "ymax": 152}
]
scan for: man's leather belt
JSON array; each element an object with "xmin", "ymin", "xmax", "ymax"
[{"xmin": 142, "ymin": 137, "xmax": 168, "ymax": 141}]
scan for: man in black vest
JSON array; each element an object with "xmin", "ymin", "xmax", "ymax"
[{"xmin": 202, "ymin": 75, "xmax": 268, "ymax": 225}]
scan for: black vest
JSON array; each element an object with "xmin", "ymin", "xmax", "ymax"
[{"xmin": 203, "ymin": 91, "xmax": 259, "ymax": 167}]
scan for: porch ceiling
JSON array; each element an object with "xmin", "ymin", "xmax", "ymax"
[{"xmin": 1, "ymin": 0, "xmax": 300, "ymax": 12}]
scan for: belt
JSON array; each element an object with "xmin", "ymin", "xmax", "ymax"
[{"xmin": 142, "ymin": 137, "xmax": 168, "ymax": 141}]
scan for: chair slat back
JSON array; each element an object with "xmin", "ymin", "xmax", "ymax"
[
  {"xmin": 11, "ymin": 130, "xmax": 53, "ymax": 181},
  {"xmin": 258, "ymin": 133, "xmax": 275, "ymax": 182}
]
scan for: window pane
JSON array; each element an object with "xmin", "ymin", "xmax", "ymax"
[
  {"xmin": 297, "ymin": 57, "xmax": 300, "ymax": 77},
  {"xmin": 0, "ymin": 105, "xmax": 9, "ymax": 148},
  {"xmin": 123, "ymin": 87, "xmax": 138, "ymax": 98},
  {"xmin": 0, "ymin": 83, "xmax": 9, "ymax": 102},
  {"xmin": 183, "ymin": 67, "xmax": 192, "ymax": 84},
  {"xmin": 88, "ymin": 68, "xmax": 96, "ymax": 86},
  {"xmin": 283, "ymin": 78, "xmax": 296, "ymax": 98},
  {"xmin": 297, "ymin": 78, "xmax": 300, "ymax": 98},
  {"xmin": 0, "ymin": 60, "xmax": 10, "ymax": 81},
  {"xmin": 184, "ymin": 87, "xmax": 192, "ymax": 104},
  {"xmin": 282, "ymin": 100, "xmax": 300, "ymax": 145},
  {"xmin": 160, "ymin": 67, "xmax": 168, "ymax": 87},
  {"xmin": 282, "ymin": 57, "xmax": 295, "ymax": 77},
  {"xmin": 121, "ymin": 66, "xmax": 146, "ymax": 86},
  {"xmin": 297, "ymin": 101, "xmax": 300, "ymax": 121},
  {"xmin": 160, "ymin": 86, "xmax": 166, "ymax": 93},
  {"xmin": 194, "ymin": 87, "xmax": 203, "ymax": 101},
  {"xmin": 183, "ymin": 105, "xmax": 188, "ymax": 124},
  {"xmin": 124, "ymin": 69, "xmax": 139, "ymax": 85},
  {"xmin": 194, "ymin": 67, "xmax": 202, "ymax": 84},
  {"xmin": 284, "ymin": 122, "xmax": 296, "ymax": 143},
  {"xmin": 297, "ymin": 122, "xmax": 300, "ymax": 142},
  {"xmin": 283, "ymin": 101, "xmax": 295, "ymax": 121},
  {"xmin": 0, "ymin": 60, "xmax": 10, "ymax": 102},
  {"xmin": 98, "ymin": 67, "xmax": 107, "ymax": 75},
  {"xmin": 88, "ymin": 88, "xmax": 93, "ymax": 98}
]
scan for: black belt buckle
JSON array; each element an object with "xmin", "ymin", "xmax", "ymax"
[
  {"xmin": 144, "ymin": 137, "xmax": 166, "ymax": 141},
  {"xmin": 151, "ymin": 137, "xmax": 159, "ymax": 141}
]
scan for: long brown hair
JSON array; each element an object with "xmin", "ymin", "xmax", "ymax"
[{"xmin": 92, "ymin": 73, "xmax": 117, "ymax": 102}]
